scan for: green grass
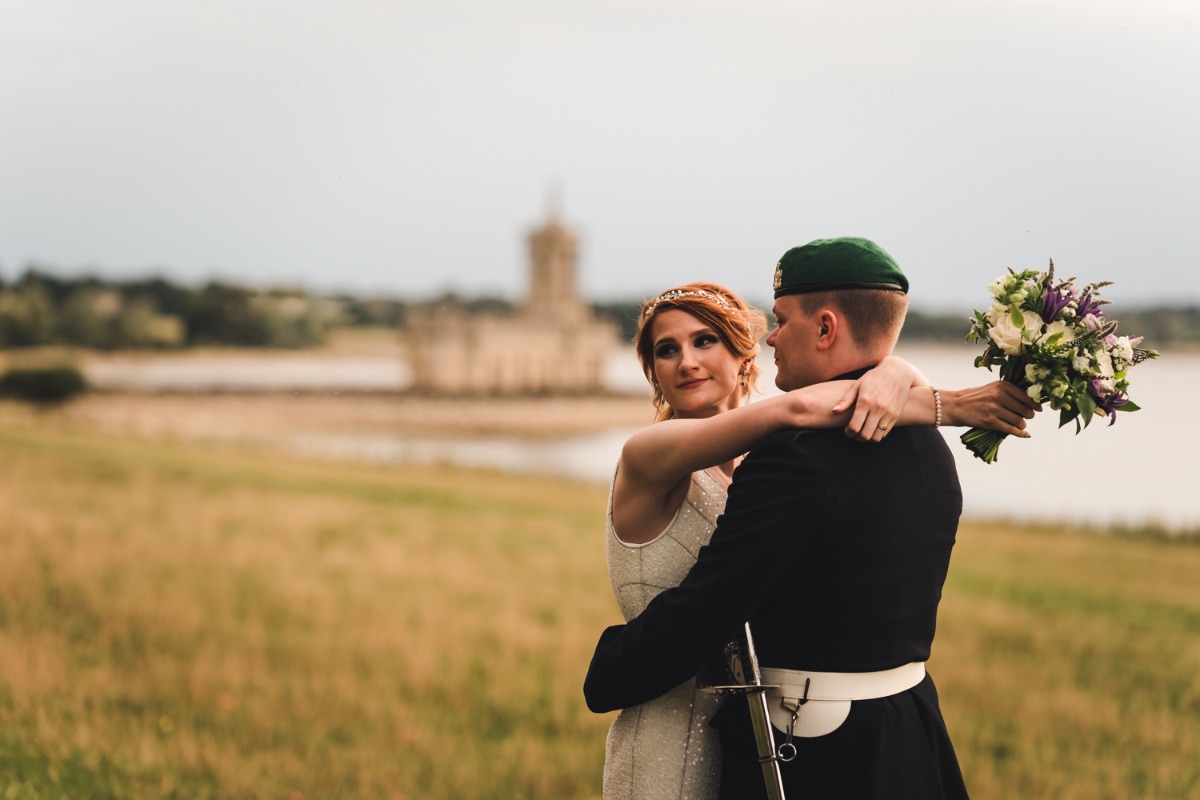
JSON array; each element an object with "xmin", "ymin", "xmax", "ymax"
[{"xmin": 1, "ymin": 414, "xmax": 1198, "ymax": 799}]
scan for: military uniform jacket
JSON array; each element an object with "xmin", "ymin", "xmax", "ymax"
[{"xmin": 584, "ymin": 380, "xmax": 971, "ymax": 799}]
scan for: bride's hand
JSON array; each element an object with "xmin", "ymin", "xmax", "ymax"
[
  {"xmin": 833, "ymin": 356, "xmax": 922, "ymax": 443},
  {"xmin": 943, "ymin": 381, "xmax": 1041, "ymax": 436}
]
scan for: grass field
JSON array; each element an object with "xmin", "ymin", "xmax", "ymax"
[{"xmin": 1, "ymin": 406, "xmax": 1198, "ymax": 799}]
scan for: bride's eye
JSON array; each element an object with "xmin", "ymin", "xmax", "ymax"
[
  {"xmin": 695, "ymin": 333, "xmax": 719, "ymax": 348},
  {"xmin": 654, "ymin": 343, "xmax": 679, "ymax": 359}
]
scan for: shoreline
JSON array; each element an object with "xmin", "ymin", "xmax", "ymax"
[{"xmin": 3, "ymin": 391, "xmax": 657, "ymax": 439}]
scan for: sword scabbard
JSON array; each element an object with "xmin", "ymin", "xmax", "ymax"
[{"xmin": 738, "ymin": 622, "xmax": 787, "ymax": 800}]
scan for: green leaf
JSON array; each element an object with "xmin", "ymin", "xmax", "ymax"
[
  {"xmin": 1078, "ymin": 392, "xmax": 1096, "ymax": 428},
  {"xmin": 1119, "ymin": 400, "xmax": 1142, "ymax": 412},
  {"xmin": 1010, "ymin": 305, "xmax": 1025, "ymax": 326},
  {"xmin": 1058, "ymin": 408, "xmax": 1075, "ymax": 429}
]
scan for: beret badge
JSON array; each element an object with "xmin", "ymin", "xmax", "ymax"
[{"xmin": 773, "ymin": 261, "xmax": 782, "ymax": 292}]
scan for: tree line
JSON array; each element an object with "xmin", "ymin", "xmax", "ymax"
[
  {"xmin": 0, "ymin": 270, "xmax": 405, "ymax": 350},
  {"xmin": 1, "ymin": 269, "xmax": 1194, "ymax": 351}
]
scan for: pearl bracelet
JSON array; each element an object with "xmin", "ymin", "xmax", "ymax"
[{"xmin": 932, "ymin": 387, "xmax": 942, "ymax": 428}]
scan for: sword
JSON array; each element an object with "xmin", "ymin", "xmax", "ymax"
[{"xmin": 707, "ymin": 622, "xmax": 788, "ymax": 800}]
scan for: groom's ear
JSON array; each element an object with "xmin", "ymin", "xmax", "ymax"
[{"xmin": 815, "ymin": 309, "xmax": 839, "ymax": 351}]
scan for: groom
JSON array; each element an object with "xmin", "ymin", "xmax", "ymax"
[{"xmin": 584, "ymin": 237, "xmax": 970, "ymax": 799}]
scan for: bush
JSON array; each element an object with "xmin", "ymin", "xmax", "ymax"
[{"xmin": 0, "ymin": 366, "xmax": 88, "ymax": 404}]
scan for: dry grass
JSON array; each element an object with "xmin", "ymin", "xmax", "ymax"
[
  {"xmin": 1, "ymin": 405, "xmax": 1197, "ymax": 798},
  {"xmin": 0, "ymin": 418, "xmax": 614, "ymax": 798},
  {"xmin": 937, "ymin": 522, "xmax": 1200, "ymax": 799},
  {"xmin": 19, "ymin": 392, "xmax": 652, "ymax": 441}
]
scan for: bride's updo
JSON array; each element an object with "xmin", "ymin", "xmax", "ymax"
[{"xmin": 634, "ymin": 281, "xmax": 769, "ymax": 421}]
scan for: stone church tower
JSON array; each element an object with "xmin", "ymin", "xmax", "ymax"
[
  {"xmin": 404, "ymin": 210, "xmax": 618, "ymax": 395},
  {"xmin": 525, "ymin": 214, "xmax": 588, "ymax": 324}
]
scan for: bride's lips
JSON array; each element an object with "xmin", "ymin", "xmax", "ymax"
[{"xmin": 678, "ymin": 378, "xmax": 708, "ymax": 389}]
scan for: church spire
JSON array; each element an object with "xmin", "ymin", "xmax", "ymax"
[{"xmin": 544, "ymin": 178, "xmax": 564, "ymax": 222}]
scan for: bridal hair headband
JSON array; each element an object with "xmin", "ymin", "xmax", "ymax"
[{"xmin": 642, "ymin": 288, "xmax": 733, "ymax": 317}]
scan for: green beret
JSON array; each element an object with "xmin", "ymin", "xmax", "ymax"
[{"xmin": 773, "ymin": 237, "xmax": 909, "ymax": 298}]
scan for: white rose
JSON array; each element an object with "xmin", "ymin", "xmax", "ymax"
[
  {"xmin": 1038, "ymin": 320, "xmax": 1071, "ymax": 347},
  {"xmin": 989, "ymin": 314, "xmax": 1028, "ymax": 355},
  {"xmin": 1095, "ymin": 348, "xmax": 1115, "ymax": 378}
]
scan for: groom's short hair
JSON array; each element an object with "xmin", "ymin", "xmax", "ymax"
[{"xmin": 795, "ymin": 289, "xmax": 909, "ymax": 348}]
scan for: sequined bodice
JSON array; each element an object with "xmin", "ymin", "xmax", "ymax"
[
  {"xmin": 602, "ymin": 468, "xmax": 726, "ymax": 800},
  {"xmin": 606, "ymin": 468, "xmax": 727, "ymax": 621}
]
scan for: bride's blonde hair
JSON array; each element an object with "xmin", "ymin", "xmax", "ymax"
[{"xmin": 634, "ymin": 281, "xmax": 768, "ymax": 421}]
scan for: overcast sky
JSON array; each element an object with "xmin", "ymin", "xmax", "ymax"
[{"xmin": 2, "ymin": 0, "xmax": 1197, "ymax": 312}]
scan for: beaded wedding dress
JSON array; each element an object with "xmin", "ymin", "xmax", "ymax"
[{"xmin": 602, "ymin": 468, "xmax": 727, "ymax": 800}]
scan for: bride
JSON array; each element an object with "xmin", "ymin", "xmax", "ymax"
[{"xmin": 601, "ymin": 281, "xmax": 1036, "ymax": 799}]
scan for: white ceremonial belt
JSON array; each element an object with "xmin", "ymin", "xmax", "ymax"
[
  {"xmin": 760, "ymin": 661, "xmax": 925, "ymax": 702},
  {"xmin": 758, "ymin": 662, "xmax": 926, "ymax": 739}
]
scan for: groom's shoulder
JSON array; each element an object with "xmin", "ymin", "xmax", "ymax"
[{"xmin": 749, "ymin": 427, "xmax": 841, "ymax": 459}]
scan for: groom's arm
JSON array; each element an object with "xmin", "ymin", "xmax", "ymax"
[{"xmin": 583, "ymin": 433, "xmax": 834, "ymax": 713}]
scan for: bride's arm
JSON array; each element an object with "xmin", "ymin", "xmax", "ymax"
[
  {"xmin": 892, "ymin": 381, "xmax": 1040, "ymax": 435},
  {"xmin": 835, "ymin": 370, "xmax": 1040, "ymax": 442},
  {"xmin": 620, "ymin": 356, "xmax": 922, "ymax": 488},
  {"xmin": 622, "ymin": 360, "xmax": 1042, "ymax": 488}
]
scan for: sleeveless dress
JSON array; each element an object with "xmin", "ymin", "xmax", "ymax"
[{"xmin": 603, "ymin": 468, "xmax": 727, "ymax": 800}]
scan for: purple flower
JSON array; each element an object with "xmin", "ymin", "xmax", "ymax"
[
  {"xmin": 1041, "ymin": 285, "xmax": 1075, "ymax": 322},
  {"xmin": 1089, "ymin": 383, "xmax": 1130, "ymax": 426},
  {"xmin": 1076, "ymin": 292, "xmax": 1105, "ymax": 322}
]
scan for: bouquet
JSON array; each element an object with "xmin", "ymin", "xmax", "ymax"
[{"xmin": 962, "ymin": 260, "xmax": 1159, "ymax": 463}]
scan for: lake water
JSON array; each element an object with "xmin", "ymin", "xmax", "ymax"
[
  {"xmin": 87, "ymin": 355, "xmax": 411, "ymax": 392},
  {"xmin": 275, "ymin": 343, "xmax": 1194, "ymax": 534},
  {"xmin": 82, "ymin": 344, "xmax": 1191, "ymax": 531}
]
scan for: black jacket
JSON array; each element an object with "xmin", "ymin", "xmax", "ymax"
[{"xmin": 585, "ymin": 392, "xmax": 971, "ymax": 799}]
